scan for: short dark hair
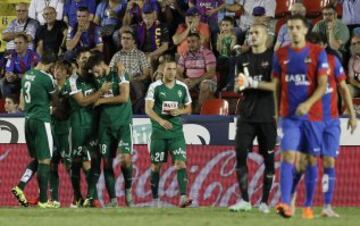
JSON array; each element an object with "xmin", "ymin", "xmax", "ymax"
[
  {"xmin": 222, "ymin": 16, "xmax": 234, "ymax": 25},
  {"xmin": 5, "ymin": 93, "xmax": 19, "ymax": 105},
  {"xmin": 121, "ymin": 30, "xmax": 135, "ymax": 40},
  {"xmin": 322, "ymin": 4, "xmax": 336, "ymax": 12},
  {"xmin": 77, "ymin": 7, "xmax": 89, "ymax": 13},
  {"xmin": 84, "ymin": 53, "xmax": 104, "ymax": 71},
  {"xmin": 188, "ymin": 32, "xmax": 200, "ymax": 39},
  {"xmin": 14, "ymin": 33, "xmax": 28, "ymax": 42},
  {"xmin": 41, "ymin": 51, "xmax": 57, "ymax": 65},
  {"xmin": 307, "ymin": 32, "xmax": 328, "ymax": 45},
  {"xmin": 75, "ymin": 47, "xmax": 90, "ymax": 60},
  {"xmin": 287, "ymin": 14, "xmax": 308, "ymax": 27}
]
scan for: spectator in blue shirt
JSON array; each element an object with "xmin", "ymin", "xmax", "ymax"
[
  {"xmin": 0, "ymin": 34, "xmax": 39, "ymax": 97},
  {"xmin": 64, "ymin": 0, "xmax": 96, "ymax": 28}
]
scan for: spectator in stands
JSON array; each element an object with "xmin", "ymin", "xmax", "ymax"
[
  {"xmin": 35, "ymin": 6, "xmax": 67, "ymax": 57},
  {"xmin": 29, "ymin": 0, "xmax": 64, "ymax": 25},
  {"xmin": 216, "ymin": 16, "xmax": 237, "ymax": 91},
  {"xmin": 94, "ymin": 0, "xmax": 127, "ymax": 63},
  {"xmin": 64, "ymin": 0, "xmax": 96, "ymax": 28},
  {"xmin": 4, "ymin": 94, "xmax": 20, "ymax": 114},
  {"xmin": 189, "ymin": 0, "xmax": 225, "ymax": 53},
  {"xmin": 173, "ymin": 7, "xmax": 210, "ymax": 56},
  {"xmin": 123, "ymin": 0, "xmax": 160, "ymax": 26},
  {"xmin": 313, "ymin": 5, "xmax": 350, "ymax": 57},
  {"xmin": 274, "ymin": 2, "xmax": 309, "ymax": 50},
  {"xmin": 2, "ymin": 2, "xmax": 39, "ymax": 52},
  {"xmin": 340, "ymin": 0, "xmax": 360, "ymax": 33},
  {"xmin": 0, "ymin": 34, "xmax": 39, "ymax": 97},
  {"xmin": 240, "ymin": 7, "xmax": 275, "ymax": 54},
  {"xmin": 66, "ymin": 7, "xmax": 103, "ymax": 61},
  {"xmin": 159, "ymin": 0, "xmax": 187, "ymax": 38},
  {"xmin": 237, "ymin": 0, "xmax": 276, "ymax": 44},
  {"xmin": 347, "ymin": 34, "xmax": 360, "ymax": 98},
  {"xmin": 109, "ymin": 30, "xmax": 151, "ymax": 113},
  {"xmin": 132, "ymin": 3, "xmax": 170, "ymax": 71},
  {"xmin": 177, "ymin": 32, "xmax": 216, "ymax": 113}
]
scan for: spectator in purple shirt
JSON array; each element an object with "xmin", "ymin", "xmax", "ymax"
[
  {"xmin": 65, "ymin": 7, "xmax": 103, "ymax": 61},
  {"xmin": 0, "ymin": 34, "xmax": 39, "ymax": 97},
  {"xmin": 189, "ymin": 0, "xmax": 225, "ymax": 53},
  {"xmin": 64, "ymin": 0, "xmax": 96, "ymax": 28}
]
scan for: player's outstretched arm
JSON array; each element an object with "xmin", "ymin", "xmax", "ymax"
[{"xmin": 339, "ymin": 80, "xmax": 357, "ymax": 134}]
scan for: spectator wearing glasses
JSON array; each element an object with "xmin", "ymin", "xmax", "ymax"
[
  {"xmin": 2, "ymin": 2, "xmax": 39, "ymax": 52},
  {"xmin": 28, "ymin": 0, "xmax": 64, "ymax": 25},
  {"xmin": 109, "ymin": 30, "xmax": 151, "ymax": 113},
  {"xmin": 313, "ymin": 5, "xmax": 350, "ymax": 58}
]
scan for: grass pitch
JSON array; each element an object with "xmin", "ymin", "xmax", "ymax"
[{"xmin": 0, "ymin": 207, "xmax": 359, "ymax": 226}]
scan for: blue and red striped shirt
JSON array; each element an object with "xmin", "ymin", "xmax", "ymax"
[{"xmin": 272, "ymin": 42, "xmax": 329, "ymax": 121}]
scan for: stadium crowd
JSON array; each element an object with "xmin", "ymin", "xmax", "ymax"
[{"xmin": 1, "ymin": 0, "xmax": 360, "ymax": 219}]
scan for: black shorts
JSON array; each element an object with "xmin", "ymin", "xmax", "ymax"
[{"xmin": 235, "ymin": 120, "xmax": 277, "ymax": 155}]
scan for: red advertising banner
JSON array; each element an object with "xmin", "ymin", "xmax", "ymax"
[{"xmin": 1, "ymin": 144, "xmax": 360, "ymax": 207}]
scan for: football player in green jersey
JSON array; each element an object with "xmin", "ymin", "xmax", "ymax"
[
  {"xmin": 12, "ymin": 51, "xmax": 59, "ymax": 208},
  {"xmin": 85, "ymin": 53, "xmax": 134, "ymax": 207},
  {"xmin": 49, "ymin": 60, "xmax": 73, "ymax": 208},
  {"xmin": 65, "ymin": 48, "xmax": 111, "ymax": 208},
  {"xmin": 145, "ymin": 58, "xmax": 193, "ymax": 208}
]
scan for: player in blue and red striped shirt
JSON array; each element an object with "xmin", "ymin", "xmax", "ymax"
[
  {"xmin": 290, "ymin": 32, "xmax": 357, "ymax": 218},
  {"xmin": 271, "ymin": 15, "xmax": 329, "ymax": 218}
]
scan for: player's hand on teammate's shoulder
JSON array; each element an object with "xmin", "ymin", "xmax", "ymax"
[
  {"xmin": 348, "ymin": 116, "xmax": 358, "ymax": 134},
  {"xmin": 159, "ymin": 119, "xmax": 173, "ymax": 130},
  {"xmin": 295, "ymin": 102, "xmax": 311, "ymax": 116}
]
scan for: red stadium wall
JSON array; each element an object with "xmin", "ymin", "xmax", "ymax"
[{"xmin": 1, "ymin": 144, "xmax": 360, "ymax": 207}]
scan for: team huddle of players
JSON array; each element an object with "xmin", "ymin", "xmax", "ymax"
[
  {"xmin": 10, "ymin": 14, "xmax": 358, "ymax": 219},
  {"xmin": 11, "ymin": 46, "xmax": 192, "ymax": 209}
]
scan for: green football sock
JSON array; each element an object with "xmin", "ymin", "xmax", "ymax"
[
  {"xmin": 177, "ymin": 168, "xmax": 188, "ymax": 196},
  {"xmin": 70, "ymin": 162, "xmax": 82, "ymax": 200},
  {"xmin": 50, "ymin": 163, "xmax": 59, "ymax": 201},
  {"xmin": 38, "ymin": 163, "xmax": 50, "ymax": 203},
  {"xmin": 104, "ymin": 167, "xmax": 116, "ymax": 199},
  {"xmin": 121, "ymin": 165, "xmax": 133, "ymax": 190},
  {"xmin": 150, "ymin": 170, "xmax": 160, "ymax": 199}
]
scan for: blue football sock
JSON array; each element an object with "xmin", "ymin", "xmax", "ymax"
[
  {"xmin": 304, "ymin": 164, "xmax": 318, "ymax": 207},
  {"xmin": 280, "ymin": 161, "xmax": 294, "ymax": 205},
  {"xmin": 291, "ymin": 168, "xmax": 303, "ymax": 197},
  {"xmin": 323, "ymin": 167, "xmax": 335, "ymax": 206}
]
